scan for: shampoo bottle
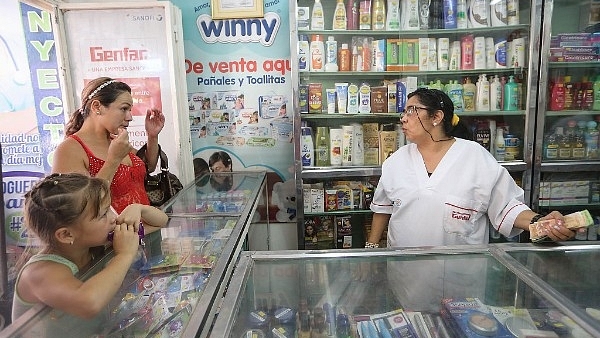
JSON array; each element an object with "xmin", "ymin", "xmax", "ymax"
[
  {"xmin": 386, "ymin": 0, "xmax": 400, "ymax": 30},
  {"xmin": 298, "ymin": 34, "xmax": 310, "ymax": 71},
  {"xmin": 333, "ymin": 0, "xmax": 348, "ymax": 30},
  {"xmin": 325, "ymin": 36, "xmax": 339, "ymax": 72},
  {"xmin": 310, "ymin": 34, "xmax": 325, "ymax": 72},
  {"xmin": 490, "ymin": 75, "xmax": 502, "ymax": 111},
  {"xmin": 476, "ymin": 74, "xmax": 490, "ymax": 111},
  {"xmin": 347, "ymin": 0, "xmax": 359, "ymax": 30},
  {"xmin": 311, "ymin": 0, "xmax": 325, "ymax": 30},
  {"xmin": 315, "ymin": 126, "xmax": 330, "ymax": 166},
  {"xmin": 456, "ymin": 0, "xmax": 468, "ymax": 28},
  {"xmin": 494, "ymin": 127, "xmax": 506, "ymax": 161},
  {"xmin": 463, "ymin": 77, "xmax": 476, "ymax": 111},
  {"xmin": 301, "ymin": 126, "xmax": 314, "ymax": 167},
  {"xmin": 504, "ymin": 75, "xmax": 519, "ymax": 111},
  {"xmin": 549, "ymin": 77, "xmax": 565, "ymax": 111},
  {"xmin": 372, "ymin": 0, "xmax": 386, "ymax": 30},
  {"xmin": 338, "ymin": 43, "xmax": 351, "ymax": 71}
]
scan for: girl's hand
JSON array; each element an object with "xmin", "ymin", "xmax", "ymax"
[
  {"xmin": 117, "ymin": 204, "xmax": 143, "ymax": 228},
  {"xmin": 145, "ymin": 108, "xmax": 165, "ymax": 138},
  {"xmin": 111, "ymin": 222, "xmax": 139, "ymax": 258}
]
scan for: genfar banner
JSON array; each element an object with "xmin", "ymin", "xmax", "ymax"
[{"xmin": 171, "ymin": 0, "xmax": 296, "ymax": 222}]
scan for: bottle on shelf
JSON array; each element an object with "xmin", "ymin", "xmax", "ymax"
[
  {"xmin": 476, "ymin": 74, "xmax": 490, "ymax": 111},
  {"xmin": 542, "ymin": 131, "xmax": 559, "ymax": 160},
  {"xmin": 456, "ymin": 0, "xmax": 468, "ymax": 28},
  {"xmin": 504, "ymin": 75, "xmax": 519, "ymax": 111},
  {"xmin": 581, "ymin": 77, "xmax": 594, "ymax": 110},
  {"xmin": 549, "ymin": 77, "xmax": 565, "ymax": 111},
  {"xmin": 585, "ymin": 120, "xmax": 599, "ymax": 159},
  {"xmin": 298, "ymin": 35, "xmax": 310, "ymax": 71},
  {"xmin": 301, "ymin": 126, "xmax": 315, "ymax": 167},
  {"xmin": 371, "ymin": 0, "xmax": 386, "ymax": 30},
  {"xmin": 359, "ymin": 0, "xmax": 372, "ymax": 30},
  {"xmin": 447, "ymin": 80, "xmax": 464, "ymax": 112},
  {"xmin": 330, "ymin": 128, "xmax": 343, "ymax": 166},
  {"xmin": 494, "ymin": 127, "xmax": 506, "ymax": 161},
  {"xmin": 564, "ymin": 75, "xmax": 575, "ymax": 110},
  {"xmin": 572, "ymin": 121, "xmax": 586, "ymax": 160},
  {"xmin": 338, "ymin": 43, "xmax": 351, "ymax": 71},
  {"xmin": 463, "ymin": 77, "xmax": 476, "ymax": 111},
  {"xmin": 325, "ymin": 36, "xmax": 339, "ymax": 72},
  {"xmin": 490, "ymin": 75, "xmax": 502, "ymax": 111},
  {"xmin": 310, "ymin": 35, "xmax": 325, "ymax": 72},
  {"xmin": 347, "ymin": 0, "xmax": 359, "ymax": 30},
  {"xmin": 593, "ymin": 75, "xmax": 600, "ymax": 111},
  {"xmin": 386, "ymin": 0, "xmax": 400, "ymax": 30},
  {"xmin": 556, "ymin": 126, "xmax": 571, "ymax": 160},
  {"xmin": 315, "ymin": 127, "xmax": 330, "ymax": 166},
  {"xmin": 311, "ymin": 0, "xmax": 325, "ymax": 30},
  {"xmin": 332, "ymin": 0, "xmax": 347, "ymax": 30}
]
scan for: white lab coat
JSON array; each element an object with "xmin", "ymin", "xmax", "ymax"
[{"xmin": 371, "ymin": 138, "xmax": 528, "ymax": 248}]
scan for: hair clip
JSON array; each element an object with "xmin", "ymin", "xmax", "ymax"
[{"xmin": 87, "ymin": 80, "xmax": 117, "ymax": 100}]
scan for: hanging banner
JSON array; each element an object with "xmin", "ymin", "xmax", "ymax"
[
  {"xmin": 1, "ymin": 1, "xmax": 64, "ymax": 249},
  {"xmin": 60, "ymin": 5, "xmax": 186, "ymax": 178},
  {"xmin": 171, "ymin": 0, "xmax": 296, "ymax": 222}
]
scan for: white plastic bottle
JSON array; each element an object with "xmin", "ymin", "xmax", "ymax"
[
  {"xmin": 329, "ymin": 128, "xmax": 343, "ymax": 165},
  {"xmin": 332, "ymin": 0, "xmax": 347, "ymax": 30},
  {"xmin": 490, "ymin": 75, "xmax": 502, "ymax": 111},
  {"xmin": 301, "ymin": 126, "xmax": 314, "ymax": 166},
  {"xmin": 311, "ymin": 0, "xmax": 325, "ymax": 30},
  {"xmin": 476, "ymin": 74, "xmax": 490, "ymax": 111},
  {"xmin": 494, "ymin": 127, "xmax": 506, "ymax": 161},
  {"xmin": 310, "ymin": 34, "xmax": 325, "ymax": 72},
  {"xmin": 456, "ymin": 0, "xmax": 468, "ymax": 28},
  {"xmin": 325, "ymin": 36, "xmax": 339, "ymax": 72},
  {"xmin": 386, "ymin": 0, "xmax": 400, "ymax": 31}
]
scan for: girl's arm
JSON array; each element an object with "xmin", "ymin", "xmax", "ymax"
[{"xmin": 19, "ymin": 223, "xmax": 140, "ymax": 319}]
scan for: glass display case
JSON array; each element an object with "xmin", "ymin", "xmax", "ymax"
[
  {"xmin": 211, "ymin": 244, "xmax": 600, "ymax": 337},
  {"xmin": 1, "ymin": 171, "xmax": 267, "ymax": 338}
]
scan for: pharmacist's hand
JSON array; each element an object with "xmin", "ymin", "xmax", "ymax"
[{"xmin": 540, "ymin": 211, "xmax": 577, "ymax": 242}]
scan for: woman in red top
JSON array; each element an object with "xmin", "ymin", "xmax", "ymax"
[{"xmin": 52, "ymin": 77, "xmax": 165, "ymax": 216}]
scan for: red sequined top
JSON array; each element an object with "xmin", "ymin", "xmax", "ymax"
[{"xmin": 70, "ymin": 135, "xmax": 150, "ymax": 213}]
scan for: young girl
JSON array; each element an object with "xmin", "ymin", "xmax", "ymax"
[{"xmin": 12, "ymin": 173, "xmax": 168, "ymax": 323}]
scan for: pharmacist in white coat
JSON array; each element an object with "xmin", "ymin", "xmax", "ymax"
[{"xmin": 366, "ymin": 88, "xmax": 576, "ymax": 311}]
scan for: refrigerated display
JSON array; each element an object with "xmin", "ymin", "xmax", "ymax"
[
  {"xmin": 533, "ymin": 0, "xmax": 600, "ymax": 235},
  {"xmin": 293, "ymin": 0, "xmax": 544, "ymax": 249},
  {"xmin": 0, "ymin": 171, "xmax": 267, "ymax": 338},
  {"xmin": 210, "ymin": 243, "xmax": 600, "ymax": 337}
]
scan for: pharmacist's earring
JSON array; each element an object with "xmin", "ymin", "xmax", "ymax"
[{"xmin": 433, "ymin": 122, "xmax": 437, "ymax": 126}]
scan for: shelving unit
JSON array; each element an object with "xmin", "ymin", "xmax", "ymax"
[{"xmin": 292, "ymin": 0, "xmax": 543, "ymax": 249}]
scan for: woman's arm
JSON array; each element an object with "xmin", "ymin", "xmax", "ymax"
[{"xmin": 142, "ymin": 108, "xmax": 165, "ymax": 172}]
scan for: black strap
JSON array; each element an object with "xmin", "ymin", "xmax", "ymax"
[{"xmin": 136, "ymin": 144, "xmax": 169, "ymax": 172}]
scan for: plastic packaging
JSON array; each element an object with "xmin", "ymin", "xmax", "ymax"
[
  {"xmin": 338, "ymin": 43, "xmax": 351, "ymax": 71},
  {"xmin": 494, "ymin": 127, "xmax": 506, "ymax": 161},
  {"xmin": 476, "ymin": 74, "xmax": 490, "ymax": 111},
  {"xmin": 359, "ymin": 0, "xmax": 372, "ymax": 30},
  {"xmin": 467, "ymin": 0, "xmax": 490, "ymax": 27},
  {"xmin": 315, "ymin": 127, "xmax": 330, "ymax": 166},
  {"xmin": 342, "ymin": 125, "xmax": 355, "ymax": 165},
  {"xmin": 461, "ymin": 34, "xmax": 474, "ymax": 70},
  {"xmin": 311, "ymin": 0, "xmax": 325, "ymax": 30},
  {"xmin": 332, "ymin": 0, "xmax": 347, "ymax": 30},
  {"xmin": 437, "ymin": 38, "xmax": 449, "ymax": 70},
  {"xmin": 351, "ymin": 123, "xmax": 365, "ymax": 165},
  {"xmin": 490, "ymin": 75, "xmax": 502, "ymax": 111},
  {"xmin": 443, "ymin": 0, "xmax": 458, "ymax": 29},
  {"xmin": 549, "ymin": 77, "xmax": 565, "ymax": 111},
  {"xmin": 372, "ymin": 0, "xmax": 386, "ymax": 30},
  {"xmin": 301, "ymin": 127, "xmax": 314, "ymax": 166},
  {"xmin": 325, "ymin": 36, "xmax": 339, "ymax": 72},
  {"xmin": 463, "ymin": 77, "xmax": 476, "ymax": 111},
  {"xmin": 329, "ymin": 128, "xmax": 343, "ymax": 165},
  {"xmin": 347, "ymin": 0, "xmax": 359, "ymax": 30},
  {"xmin": 490, "ymin": 0, "xmax": 507, "ymax": 26},
  {"xmin": 298, "ymin": 35, "xmax": 310, "ymax": 71},
  {"xmin": 504, "ymin": 75, "xmax": 519, "ymax": 111},
  {"xmin": 457, "ymin": 0, "xmax": 468, "ymax": 28},
  {"xmin": 506, "ymin": 0, "xmax": 519, "ymax": 25},
  {"xmin": 386, "ymin": 0, "xmax": 400, "ymax": 30},
  {"xmin": 310, "ymin": 34, "xmax": 325, "ymax": 72},
  {"xmin": 473, "ymin": 36, "xmax": 486, "ymax": 69}
]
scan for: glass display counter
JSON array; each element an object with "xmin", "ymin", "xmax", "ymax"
[
  {"xmin": 0, "ymin": 171, "xmax": 267, "ymax": 338},
  {"xmin": 211, "ymin": 244, "xmax": 600, "ymax": 338}
]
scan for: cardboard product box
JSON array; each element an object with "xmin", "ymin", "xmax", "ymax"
[
  {"xmin": 325, "ymin": 189, "xmax": 338, "ymax": 212},
  {"xmin": 370, "ymin": 86, "xmax": 388, "ymax": 113},
  {"xmin": 308, "ymin": 83, "xmax": 323, "ymax": 114},
  {"xmin": 401, "ymin": 38, "xmax": 419, "ymax": 71},
  {"xmin": 441, "ymin": 298, "xmax": 513, "ymax": 338},
  {"xmin": 386, "ymin": 38, "xmax": 401, "ymax": 71},
  {"xmin": 387, "ymin": 83, "xmax": 397, "ymax": 113},
  {"xmin": 373, "ymin": 39, "xmax": 386, "ymax": 72},
  {"xmin": 304, "ymin": 215, "xmax": 335, "ymax": 249},
  {"xmin": 335, "ymin": 215, "xmax": 353, "ymax": 248},
  {"xmin": 299, "ymin": 84, "xmax": 309, "ymax": 114},
  {"xmin": 310, "ymin": 188, "xmax": 324, "ymax": 213}
]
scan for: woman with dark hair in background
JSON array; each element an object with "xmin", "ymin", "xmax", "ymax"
[
  {"xmin": 208, "ymin": 151, "xmax": 233, "ymax": 191},
  {"xmin": 52, "ymin": 77, "xmax": 165, "ymax": 215}
]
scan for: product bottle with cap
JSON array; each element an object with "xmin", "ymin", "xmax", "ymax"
[
  {"xmin": 332, "ymin": 0, "xmax": 347, "ymax": 30},
  {"xmin": 325, "ymin": 36, "xmax": 339, "ymax": 72},
  {"xmin": 310, "ymin": 35, "xmax": 325, "ymax": 72},
  {"xmin": 315, "ymin": 126, "xmax": 330, "ymax": 166},
  {"xmin": 311, "ymin": 0, "xmax": 325, "ymax": 30},
  {"xmin": 494, "ymin": 127, "xmax": 506, "ymax": 161},
  {"xmin": 338, "ymin": 43, "xmax": 351, "ymax": 71}
]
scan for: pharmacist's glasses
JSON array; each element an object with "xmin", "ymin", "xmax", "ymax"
[{"xmin": 400, "ymin": 106, "xmax": 430, "ymax": 118}]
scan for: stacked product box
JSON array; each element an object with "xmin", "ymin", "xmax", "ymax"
[
  {"xmin": 303, "ymin": 180, "xmax": 374, "ymax": 213},
  {"xmin": 549, "ymin": 33, "xmax": 600, "ymax": 62},
  {"xmin": 538, "ymin": 180, "xmax": 592, "ymax": 206}
]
